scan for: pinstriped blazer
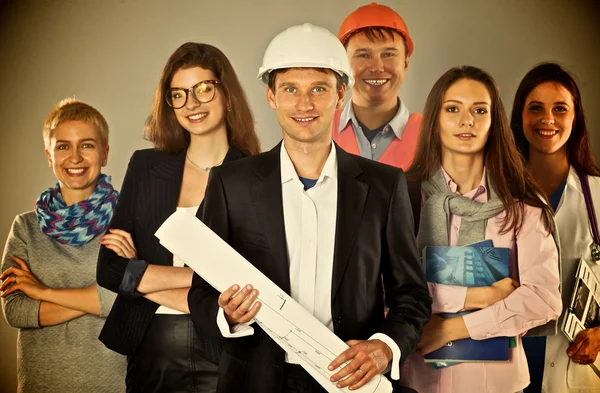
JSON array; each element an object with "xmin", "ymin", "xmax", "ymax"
[{"xmin": 96, "ymin": 146, "xmax": 245, "ymax": 358}]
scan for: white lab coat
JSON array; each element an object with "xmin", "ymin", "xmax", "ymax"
[{"xmin": 543, "ymin": 166, "xmax": 600, "ymax": 392}]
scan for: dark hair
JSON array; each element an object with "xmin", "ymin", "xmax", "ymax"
[
  {"xmin": 144, "ymin": 42, "xmax": 260, "ymax": 156},
  {"xmin": 408, "ymin": 65, "xmax": 552, "ymax": 234},
  {"xmin": 343, "ymin": 27, "xmax": 409, "ymax": 58},
  {"xmin": 510, "ymin": 62, "xmax": 600, "ymax": 176},
  {"xmin": 267, "ymin": 67, "xmax": 344, "ymax": 92}
]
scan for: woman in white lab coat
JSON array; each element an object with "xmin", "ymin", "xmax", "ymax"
[{"xmin": 511, "ymin": 62, "xmax": 600, "ymax": 393}]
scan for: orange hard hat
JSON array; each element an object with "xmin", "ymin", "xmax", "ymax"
[{"xmin": 338, "ymin": 2, "xmax": 414, "ymax": 57}]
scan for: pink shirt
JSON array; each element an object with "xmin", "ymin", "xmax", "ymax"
[{"xmin": 401, "ymin": 169, "xmax": 561, "ymax": 393}]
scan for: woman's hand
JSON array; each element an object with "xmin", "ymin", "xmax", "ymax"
[
  {"xmin": 0, "ymin": 256, "xmax": 49, "ymax": 300},
  {"xmin": 416, "ymin": 314, "xmax": 451, "ymax": 355},
  {"xmin": 1, "ymin": 257, "xmax": 102, "ymax": 317},
  {"xmin": 464, "ymin": 277, "xmax": 519, "ymax": 310},
  {"xmin": 416, "ymin": 314, "xmax": 469, "ymax": 355},
  {"xmin": 101, "ymin": 229, "xmax": 138, "ymax": 259},
  {"xmin": 488, "ymin": 277, "xmax": 519, "ymax": 304},
  {"xmin": 568, "ymin": 326, "xmax": 600, "ymax": 365}
]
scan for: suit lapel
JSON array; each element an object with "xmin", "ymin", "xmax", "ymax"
[
  {"xmin": 249, "ymin": 143, "xmax": 291, "ymax": 293},
  {"xmin": 150, "ymin": 150, "xmax": 186, "ymax": 223},
  {"xmin": 151, "ymin": 146, "xmax": 245, "ymax": 209},
  {"xmin": 194, "ymin": 146, "xmax": 246, "ymax": 220},
  {"xmin": 222, "ymin": 146, "xmax": 246, "ymax": 165},
  {"xmin": 245, "ymin": 143, "xmax": 368, "ymax": 297},
  {"xmin": 145, "ymin": 151, "xmax": 185, "ymax": 264},
  {"xmin": 147, "ymin": 147, "xmax": 246, "ymax": 265},
  {"xmin": 332, "ymin": 146, "xmax": 368, "ymax": 302}
]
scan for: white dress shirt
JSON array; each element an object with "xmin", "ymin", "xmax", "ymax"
[
  {"xmin": 217, "ymin": 143, "xmax": 401, "ymax": 378},
  {"xmin": 280, "ymin": 141, "xmax": 338, "ymax": 363}
]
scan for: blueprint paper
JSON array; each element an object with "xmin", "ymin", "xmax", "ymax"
[{"xmin": 155, "ymin": 210, "xmax": 392, "ymax": 393}]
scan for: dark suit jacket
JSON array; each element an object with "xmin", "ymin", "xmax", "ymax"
[
  {"xmin": 96, "ymin": 147, "xmax": 245, "ymax": 358},
  {"xmin": 188, "ymin": 143, "xmax": 431, "ymax": 393}
]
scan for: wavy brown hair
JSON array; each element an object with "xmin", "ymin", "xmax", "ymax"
[
  {"xmin": 145, "ymin": 42, "xmax": 260, "ymax": 156},
  {"xmin": 408, "ymin": 65, "xmax": 552, "ymax": 234},
  {"xmin": 510, "ymin": 62, "xmax": 600, "ymax": 176}
]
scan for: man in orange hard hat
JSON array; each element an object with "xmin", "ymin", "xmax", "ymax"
[{"xmin": 333, "ymin": 2, "xmax": 421, "ymax": 170}]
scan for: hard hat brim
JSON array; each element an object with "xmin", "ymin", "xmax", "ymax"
[{"xmin": 257, "ymin": 63, "xmax": 354, "ymax": 89}]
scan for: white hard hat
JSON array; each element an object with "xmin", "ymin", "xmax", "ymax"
[{"xmin": 257, "ymin": 23, "xmax": 354, "ymax": 88}]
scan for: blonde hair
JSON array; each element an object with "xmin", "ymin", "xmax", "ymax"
[{"xmin": 43, "ymin": 98, "xmax": 109, "ymax": 148}]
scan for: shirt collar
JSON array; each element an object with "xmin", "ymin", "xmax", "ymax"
[
  {"xmin": 441, "ymin": 166, "xmax": 488, "ymax": 201},
  {"xmin": 280, "ymin": 141, "xmax": 338, "ymax": 185},
  {"xmin": 338, "ymin": 97, "xmax": 410, "ymax": 140},
  {"xmin": 566, "ymin": 165, "xmax": 585, "ymax": 195}
]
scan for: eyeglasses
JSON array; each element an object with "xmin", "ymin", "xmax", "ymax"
[{"xmin": 165, "ymin": 80, "xmax": 220, "ymax": 109}]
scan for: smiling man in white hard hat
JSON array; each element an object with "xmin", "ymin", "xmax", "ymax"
[
  {"xmin": 333, "ymin": 3, "xmax": 420, "ymax": 170},
  {"xmin": 188, "ymin": 23, "xmax": 430, "ymax": 393}
]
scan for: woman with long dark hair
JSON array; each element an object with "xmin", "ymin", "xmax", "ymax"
[
  {"xmin": 511, "ymin": 62, "xmax": 600, "ymax": 393},
  {"xmin": 400, "ymin": 66, "xmax": 561, "ymax": 393},
  {"xmin": 96, "ymin": 42, "xmax": 260, "ymax": 392}
]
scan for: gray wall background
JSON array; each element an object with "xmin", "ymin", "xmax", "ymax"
[{"xmin": 0, "ymin": 0, "xmax": 598, "ymax": 390}]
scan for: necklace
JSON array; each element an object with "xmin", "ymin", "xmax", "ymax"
[{"xmin": 186, "ymin": 154, "xmax": 225, "ymax": 172}]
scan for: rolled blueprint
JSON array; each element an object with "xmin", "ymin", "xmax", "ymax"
[{"xmin": 155, "ymin": 210, "xmax": 393, "ymax": 393}]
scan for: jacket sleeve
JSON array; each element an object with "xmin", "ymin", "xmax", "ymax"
[
  {"xmin": 188, "ymin": 168, "xmax": 230, "ymax": 338},
  {"xmin": 1, "ymin": 215, "xmax": 41, "ymax": 328},
  {"xmin": 96, "ymin": 151, "xmax": 145, "ymax": 295},
  {"xmin": 381, "ymin": 171, "xmax": 432, "ymax": 365},
  {"xmin": 463, "ymin": 206, "xmax": 562, "ymax": 339}
]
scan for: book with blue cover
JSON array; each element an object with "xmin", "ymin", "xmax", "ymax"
[{"xmin": 424, "ymin": 242, "xmax": 511, "ymax": 363}]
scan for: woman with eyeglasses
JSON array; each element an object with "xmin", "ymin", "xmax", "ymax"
[
  {"xmin": 511, "ymin": 62, "xmax": 600, "ymax": 393},
  {"xmin": 96, "ymin": 42, "xmax": 261, "ymax": 393}
]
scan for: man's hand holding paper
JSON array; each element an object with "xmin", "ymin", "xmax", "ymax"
[{"xmin": 219, "ymin": 284, "xmax": 261, "ymax": 325}]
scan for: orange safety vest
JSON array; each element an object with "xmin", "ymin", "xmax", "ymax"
[{"xmin": 332, "ymin": 109, "xmax": 422, "ymax": 170}]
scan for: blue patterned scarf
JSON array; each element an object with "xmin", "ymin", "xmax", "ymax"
[{"xmin": 35, "ymin": 174, "xmax": 119, "ymax": 247}]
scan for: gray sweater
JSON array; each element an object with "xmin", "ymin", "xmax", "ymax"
[{"xmin": 1, "ymin": 211, "xmax": 126, "ymax": 393}]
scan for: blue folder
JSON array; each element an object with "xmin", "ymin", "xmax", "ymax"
[{"xmin": 424, "ymin": 243, "xmax": 510, "ymax": 363}]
